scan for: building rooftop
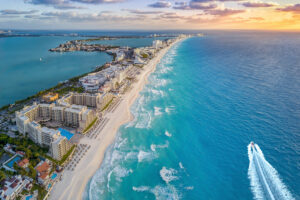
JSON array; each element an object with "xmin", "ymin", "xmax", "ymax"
[{"xmin": 18, "ymin": 158, "xmax": 29, "ymax": 168}]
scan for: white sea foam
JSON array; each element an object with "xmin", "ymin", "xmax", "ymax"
[
  {"xmin": 154, "ymin": 106, "xmax": 163, "ymax": 116},
  {"xmin": 160, "ymin": 167, "xmax": 178, "ymax": 184},
  {"xmin": 113, "ymin": 165, "xmax": 130, "ymax": 182},
  {"xmin": 151, "ymin": 141, "xmax": 169, "ymax": 152},
  {"xmin": 151, "ymin": 185, "xmax": 180, "ymax": 200},
  {"xmin": 151, "ymin": 89, "xmax": 165, "ymax": 97},
  {"xmin": 137, "ymin": 150, "xmax": 156, "ymax": 163},
  {"xmin": 132, "ymin": 185, "xmax": 180, "ymax": 200},
  {"xmin": 185, "ymin": 186, "xmax": 194, "ymax": 190},
  {"xmin": 179, "ymin": 162, "xmax": 184, "ymax": 169},
  {"xmin": 165, "ymin": 130, "xmax": 172, "ymax": 137},
  {"xmin": 125, "ymin": 95, "xmax": 146, "ymax": 128},
  {"xmin": 165, "ymin": 106, "xmax": 175, "ymax": 114},
  {"xmin": 248, "ymin": 143, "xmax": 295, "ymax": 200},
  {"xmin": 132, "ymin": 186, "xmax": 151, "ymax": 192},
  {"xmin": 110, "ymin": 150, "xmax": 123, "ymax": 165},
  {"xmin": 107, "ymin": 170, "xmax": 113, "ymax": 190},
  {"xmin": 124, "ymin": 151, "xmax": 137, "ymax": 160},
  {"xmin": 135, "ymin": 109, "xmax": 152, "ymax": 129}
]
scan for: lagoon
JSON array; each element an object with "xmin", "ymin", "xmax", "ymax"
[{"xmin": 0, "ymin": 36, "xmax": 112, "ymax": 107}]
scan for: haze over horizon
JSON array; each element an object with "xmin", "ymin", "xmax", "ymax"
[{"xmin": 0, "ymin": 0, "xmax": 299, "ymax": 30}]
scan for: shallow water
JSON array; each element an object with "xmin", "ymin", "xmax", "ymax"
[{"xmin": 84, "ymin": 32, "xmax": 299, "ymax": 199}]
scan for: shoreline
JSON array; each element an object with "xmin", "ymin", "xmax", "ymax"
[{"xmin": 48, "ymin": 37, "xmax": 186, "ymax": 200}]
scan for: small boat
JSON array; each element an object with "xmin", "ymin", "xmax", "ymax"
[
  {"xmin": 40, "ymin": 57, "xmax": 42, "ymax": 61},
  {"xmin": 250, "ymin": 141, "xmax": 256, "ymax": 152}
]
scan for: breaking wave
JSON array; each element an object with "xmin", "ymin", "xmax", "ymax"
[
  {"xmin": 150, "ymin": 141, "xmax": 169, "ymax": 152},
  {"xmin": 160, "ymin": 167, "xmax": 178, "ymax": 184}
]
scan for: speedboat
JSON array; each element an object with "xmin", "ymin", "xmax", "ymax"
[{"xmin": 250, "ymin": 141, "xmax": 256, "ymax": 152}]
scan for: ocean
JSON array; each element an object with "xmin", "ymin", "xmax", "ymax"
[{"xmin": 84, "ymin": 32, "xmax": 300, "ymax": 200}]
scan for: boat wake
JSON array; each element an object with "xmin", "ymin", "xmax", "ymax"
[{"xmin": 248, "ymin": 143, "xmax": 294, "ymax": 200}]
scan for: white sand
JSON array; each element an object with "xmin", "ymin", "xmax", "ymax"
[{"xmin": 48, "ymin": 38, "xmax": 184, "ymax": 200}]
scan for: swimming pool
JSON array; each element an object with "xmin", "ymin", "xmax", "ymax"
[
  {"xmin": 58, "ymin": 128, "xmax": 74, "ymax": 140},
  {"xmin": 51, "ymin": 173, "xmax": 57, "ymax": 180},
  {"xmin": 5, "ymin": 154, "xmax": 22, "ymax": 168},
  {"xmin": 25, "ymin": 195, "xmax": 33, "ymax": 200}
]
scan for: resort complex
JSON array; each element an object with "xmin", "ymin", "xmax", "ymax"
[{"xmin": 0, "ymin": 35, "xmax": 189, "ymax": 200}]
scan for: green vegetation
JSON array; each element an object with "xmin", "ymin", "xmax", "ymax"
[
  {"xmin": 83, "ymin": 117, "xmax": 98, "ymax": 133},
  {"xmin": 58, "ymin": 145, "xmax": 75, "ymax": 165},
  {"xmin": 44, "ymin": 144, "xmax": 75, "ymax": 166},
  {"xmin": 134, "ymin": 64, "xmax": 144, "ymax": 68},
  {"xmin": 68, "ymin": 73, "xmax": 88, "ymax": 83},
  {"xmin": 0, "ymin": 170, "xmax": 5, "ymax": 182},
  {"xmin": 101, "ymin": 98, "xmax": 114, "ymax": 112},
  {"xmin": 0, "ymin": 104, "xmax": 10, "ymax": 111},
  {"xmin": 141, "ymin": 53, "xmax": 149, "ymax": 59},
  {"xmin": 0, "ymin": 134, "xmax": 48, "ymax": 168},
  {"xmin": 31, "ymin": 184, "xmax": 48, "ymax": 200},
  {"xmin": 55, "ymin": 86, "xmax": 84, "ymax": 95}
]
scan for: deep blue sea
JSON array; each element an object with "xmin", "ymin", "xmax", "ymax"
[{"xmin": 84, "ymin": 32, "xmax": 300, "ymax": 200}]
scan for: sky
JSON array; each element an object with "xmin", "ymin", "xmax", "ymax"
[{"xmin": 0, "ymin": 0, "xmax": 300, "ymax": 30}]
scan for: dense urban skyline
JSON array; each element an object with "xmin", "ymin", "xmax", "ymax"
[{"xmin": 0, "ymin": 0, "xmax": 300, "ymax": 30}]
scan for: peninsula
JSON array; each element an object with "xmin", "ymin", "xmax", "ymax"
[{"xmin": 0, "ymin": 33, "xmax": 191, "ymax": 200}]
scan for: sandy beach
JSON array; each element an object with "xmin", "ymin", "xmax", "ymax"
[{"xmin": 48, "ymin": 37, "xmax": 185, "ymax": 200}]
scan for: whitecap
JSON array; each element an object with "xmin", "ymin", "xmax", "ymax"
[
  {"xmin": 160, "ymin": 167, "xmax": 178, "ymax": 184},
  {"xmin": 110, "ymin": 150, "xmax": 123, "ymax": 165},
  {"xmin": 132, "ymin": 186, "xmax": 151, "ymax": 192},
  {"xmin": 179, "ymin": 162, "xmax": 184, "ymax": 169},
  {"xmin": 113, "ymin": 165, "xmax": 130, "ymax": 182},
  {"xmin": 137, "ymin": 150, "xmax": 156, "ymax": 163},
  {"xmin": 185, "ymin": 186, "xmax": 194, "ymax": 190},
  {"xmin": 125, "ymin": 151, "xmax": 137, "ymax": 160},
  {"xmin": 154, "ymin": 106, "xmax": 163, "ymax": 116},
  {"xmin": 151, "ymin": 185, "xmax": 180, "ymax": 200},
  {"xmin": 151, "ymin": 141, "xmax": 169, "ymax": 152},
  {"xmin": 165, "ymin": 130, "xmax": 172, "ymax": 137}
]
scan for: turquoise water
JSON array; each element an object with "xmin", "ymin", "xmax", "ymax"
[
  {"xmin": 51, "ymin": 173, "xmax": 58, "ymax": 180},
  {"xmin": 0, "ymin": 36, "xmax": 112, "ymax": 107},
  {"xmin": 25, "ymin": 195, "xmax": 33, "ymax": 200},
  {"xmin": 5, "ymin": 154, "xmax": 22, "ymax": 168},
  {"xmin": 59, "ymin": 128, "xmax": 74, "ymax": 140},
  {"xmin": 86, "ymin": 37, "xmax": 171, "ymax": 48},
  {"xmin": 84, "ymin": 32, "xmax": 300, "ymax": 200}
]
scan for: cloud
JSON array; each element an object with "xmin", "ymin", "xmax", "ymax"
[
  {"xmin": 24, "ymin": 0, "xmax": 123, "ymax": 9},
  {"xmin": 189, "ymin": 0, "xmax": 244, "ymax": 2},
  {"xmin": 277, "ymin": 4, "xmax": 300, "ymax": 14},
  {"xmin": 148, "ymin": 1, "xmax": 171, "ymax": 8},
  {"xmin": 242, "ymin": 1, "xmax": 278, "ymax": 8},
  {"xmin": 173, "ymin": 2, "xmax": 190, "ymax": 10},
  {"xmin": 0, "ymin": 9, "xmax": 38, "ymax": 15},
  {"xmin": 41, "ymin": 11, "xmax": 141, "ymax": 22},
  {"xmin": 123, "ymin": 9, "xmax": 163, "ymax": 15},
  {"xmin": 249, "ymin": 17, "xmax": 264, "ymax": 21},
  {"xmin": 25, "ymin": 0, "xmax": 84, "ymax": 9},
  {"xmin": 173, "ymin": 1, "xmax": 217, "ymax": 10},
  {"xmin": 70, "ymin": 0, "xmax": 124, "ymax": 4},
  {"xmin": 206, "ymin": 8, "xmax": 245, "ymax": 16},
  {"xmin": 190, "ymin": 2, "xmax": 217, "ymax": 9}
]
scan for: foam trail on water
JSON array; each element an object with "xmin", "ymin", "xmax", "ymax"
[{"xmin": 248, "ymin": 143, "xmax": 295, "ymax": 200}]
